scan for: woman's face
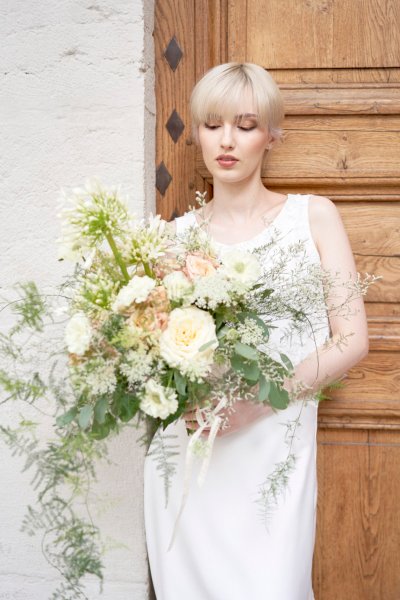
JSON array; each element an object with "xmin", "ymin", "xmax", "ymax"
[{"xmin": 197, "ymin": 89, "xmax": 271, "ymax": 184}]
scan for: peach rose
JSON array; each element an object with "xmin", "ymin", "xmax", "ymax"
[
  {"xmin": 154, "ymin": 256, "xmax": 182, "ymax": 279},
  {"xmin": 127, "ymin": 286, "xmax": 170, "ymax": 333},
  {"xmin": 185, "ymin": 253, "xmax": 217, "ymax": 280}
]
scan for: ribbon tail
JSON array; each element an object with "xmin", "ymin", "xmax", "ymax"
[
  {"xmin": 167, "ymin": 395, "xmax": 229, "ymax": 551},
  {"xmin": 197, "ymin": 415, "xmax": 222, "ymax": 487},
  {"xmin": 166, "ymin": 421, "xmax": 207, "ymax": 552}
]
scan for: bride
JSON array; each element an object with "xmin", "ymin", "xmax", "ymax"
[{"xmin": 144, "ymin": 62, "xmax": 368, "ymax": 600}]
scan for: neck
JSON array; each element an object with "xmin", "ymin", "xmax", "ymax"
[{"xmin": 209, "ymin": 177, "xmax": 271, "ymax": 221}]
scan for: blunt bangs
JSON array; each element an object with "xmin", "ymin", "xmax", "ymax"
[{"xmin": 190, "ymin": 63, "xmax": 284, "ymax": 144}]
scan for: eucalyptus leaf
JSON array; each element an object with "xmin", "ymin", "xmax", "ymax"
[
  {"xmin": 56, "ymin": 407, "xmax": 77, "ymax": 427},
  {"xmin": 234, "ymin": 341, "xmax": 259, "ymax": 361},
  {"xmin": 242, "ymin": 361, "xmax": 260, "ymax": 382},
  {"xmin": 94, "ymin": 397, "xmax": 108, "ymax": 424},
  {"xmin": 279, "ymin": 353, "xmax": 293, "ymax": 371},
  {"xmin": 216, "ymin": 325, "xmax": 230, "ymax": 339},
  {"xmin": 198, "ymin": 339, "xmax": 217, "ymax": 353},
  {"xmin": 258, "ymin": 374, "xmax": 270, "ymax": 402},
  {"xmin": 231, "ymin": 354, "xmax": 260, "ymax": 382},
  {"xmin": 174, "ymin": 370, "xmax": 187, "ymax": 396},
  {"xmin": 268, "ymin": 382, "xmax": 290, "ymax": 410},
  {"xmin": 78, "ymin": 405, "xmax": 94, "ymax": 430}
]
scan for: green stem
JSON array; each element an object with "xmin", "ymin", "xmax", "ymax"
[
  {"xmin": 105, "ymin": 232, "xmax": 130, "ymax": 283},
  {"xmin": 142, "ymin": 261, "xmax": 154, "ymax": 278}
]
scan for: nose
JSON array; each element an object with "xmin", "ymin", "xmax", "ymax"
[{"xmin": 219, "ymin": 123, "xmax": 235, "ymax": 149}]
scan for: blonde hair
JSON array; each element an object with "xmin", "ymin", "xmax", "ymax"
[{"xmin": 189, "ymin": 62, "xmax": 284, "ymax": 145}]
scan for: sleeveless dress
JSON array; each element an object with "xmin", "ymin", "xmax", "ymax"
[{"xmin": 144, "ymin": 193, "xmax": 330, "ymax": 600}]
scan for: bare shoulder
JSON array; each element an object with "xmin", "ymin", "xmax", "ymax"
[
  {"xmin": 309, "ymin": 195, "xmax": 350, "ymax": 256},
  {"xmin": 308, "ymin": 194, "xmax": 347, "ymax": 253},
  {"xmin": 308, "ymin": 194, "xmax": 340, "ymax": 222}
]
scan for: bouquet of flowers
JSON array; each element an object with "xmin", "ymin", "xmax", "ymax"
[
  {"xmin": 0, "ymin": 180, "xmax": 378, "ymax": 598},
  {"xmin": 58, "ymin": 183, "xmax": 292, "ymax": 435}
]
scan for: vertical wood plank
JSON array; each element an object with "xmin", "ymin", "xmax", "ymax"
[
  {"xmin": 155, "ymin": 0, "xmax": 197, "ymax": 219},
  {"xmin": 314, "ymin": 429, "xmax": 400, "ymax": 599},
  {"xmin": 227, "ymin": 0, "xmax": 247, "ymax": 62}
]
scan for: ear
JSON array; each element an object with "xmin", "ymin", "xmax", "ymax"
[{"xmin": 266, "ymin": 133, "xmax": 276, "ymax": 150}]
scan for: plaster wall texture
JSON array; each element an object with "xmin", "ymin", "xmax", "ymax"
[{"xmin": 0, "ymin": 1, "xmax": 155, "ymax": 598}]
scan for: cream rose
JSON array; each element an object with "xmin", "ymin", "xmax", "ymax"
[
  {"xmin": 140, "ymin": 380, "xmax": 178, "ymax": 419},
  {"xmin": 159, "ymin": 306, "xmax": 218, "ymax": 378},
  {"xmin": 111, "ymin": 275, "xmax": 156, "ymax": 312},
  {"xmin": 163, "ymin": 271, "xmax": 193, "ymax": 302},
  {"xmin": 185, "ymin": 254, "xmax": 217, "ymax": 280},
  {"xmin": 65, "ymin": 312, "xmax": 92, "ymax": 355},
  {"xmin": 220, "ymin": 250, "xmax": 262, "ymax": 287}
]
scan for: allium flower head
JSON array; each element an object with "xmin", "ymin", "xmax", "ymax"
[
  {"xmin": 124, "ymin": 213, "xmax": 169, "ymax": 265},
  {"xmin": 57, "ymin": 178, "xmax": 133, "ymax": 261}
]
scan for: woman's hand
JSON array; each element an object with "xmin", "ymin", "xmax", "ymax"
[{"xmin": 184, "ymin": 398, "xmax": 273, "ymax": 438}]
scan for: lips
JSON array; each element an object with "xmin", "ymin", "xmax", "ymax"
[
  {"xmin": 216, "ymin": 155, "xmax": 239, "ymax": 168},
  {"xmin": 216, "ymin": 154, "xmax": 238, "ymax": 161}
]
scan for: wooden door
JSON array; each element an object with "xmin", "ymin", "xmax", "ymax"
[{"xmin": 154, "ymin": 2, "xmax": 400, "ymax": 598}]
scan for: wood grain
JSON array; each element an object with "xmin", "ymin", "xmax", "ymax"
[
  {"xmin": 314, "ymin": 428, "xmax": 400, "ymax": 599},
  {"xmin": 244, "ymin": 0, "xmax": 400, "ymax": 69},
  {"xmin": 337, "ymin": 202, "xmax": 400, "ymax": 256},
  {"xmin": 272, "ymin": 67, "xmax": 400, "ymax": 85},
  {"xmin": 282, "ymin": 86, "xmax": 400, "ymax": 115}
]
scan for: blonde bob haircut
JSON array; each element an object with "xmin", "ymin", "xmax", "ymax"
[{"xmin": 190, "ymin": 62, "xmax": 284, "ymax": 146}]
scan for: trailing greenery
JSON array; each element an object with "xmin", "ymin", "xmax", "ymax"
[{"xmin": 0, "ymin": 282, "xmax": 109, "ymax": 598}]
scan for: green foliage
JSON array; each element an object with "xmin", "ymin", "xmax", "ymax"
[
  {"xmin": 145, "ymin": 427, "xmax": 180, "ymax": 509},
  {"xmin": 8, "ymin": 281, "xmax": 47, "ymax": 333},
  {"xmin": 268, "ymin": 381, "xmax": 290, "ymax": 410},
  {"xmin": 316, "ymin": 379, "xmax": 345, "ymax": 402},
  {"xmin": 0, "ymin": 425, "xmax": 105, "ymax": 599}
]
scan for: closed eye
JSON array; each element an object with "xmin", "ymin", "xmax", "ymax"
[{"xmin": 204, "ymin": 124, "xmax": 257, "ymax": 131}]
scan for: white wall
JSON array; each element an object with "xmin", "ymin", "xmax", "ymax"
[{"xmin": 0, "ymin": 1, "xmax": 155, "ymax": 598}]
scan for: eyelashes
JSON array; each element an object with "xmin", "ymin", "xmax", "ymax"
[{"xmin": 204, "ymin": 123, "xmax": 257, "ymax": 131}]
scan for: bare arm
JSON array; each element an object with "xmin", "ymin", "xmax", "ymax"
[{"xmin": 286, "ymin": 195, "xmax": 369, "ymax": 396}]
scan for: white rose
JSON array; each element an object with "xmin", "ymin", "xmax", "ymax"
[
  {"xmin": 159, "ymin": 306, "xmax": 218, "ymax": 377},
  {"xmin": 112, "ymin": 275, "xmax": 156, "ymax": 312},
  {"xmin": 65, "ymin": 312, "xmax": 92, "ymax": 355},
  {"xmin": 220, "ymin": 250, "xmax": 262, "ymax": 287},
  {"xmin": 140, "ymin": 379, "xmax": 178, "ymax": 419},
  {"xmin": 163, "ymin": 271, "xmax": 193, "ymax": 302}
]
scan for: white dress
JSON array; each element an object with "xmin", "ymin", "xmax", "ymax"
[{"xmin": 144, "ymin": 194, "xmax": 330, "ymax": 600}]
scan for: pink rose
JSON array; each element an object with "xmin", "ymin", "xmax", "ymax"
[{"xmin": 185, "ymin": 253, "xmax": 217, "ymax": 280}]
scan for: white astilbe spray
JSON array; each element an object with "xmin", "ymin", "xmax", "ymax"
[
  {"xmin": 70, "ymin": 356, "xmax": 118, "ymax": 397},
  {"xmin": 192, "ymin": 273, "xmax": 233, "ymax": 310},
  {"xmin": 119, "ymin": 349, "xmax": 154, "ymax": 386},
  {"xmin": 237, "ymin": 318, "xmax": 265, "ymax": 346}
]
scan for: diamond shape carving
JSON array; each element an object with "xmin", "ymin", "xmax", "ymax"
[
  {"xmin": 156, "ymin": 161, "xmax": 172, "ymax": 196},
  {"xmin": 163, "ymin": 36, "xmax": 183, "ymax": 71},
  {"xmin": 166, "ymin": 109, "xmax": 185, "ymax": 143}
]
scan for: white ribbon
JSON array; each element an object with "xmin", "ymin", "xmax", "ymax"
[{"xmin": 167, "ymin": 395, "xmax": 228, "ymax": 552}]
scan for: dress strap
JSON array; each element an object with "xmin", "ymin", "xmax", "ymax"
[{"xmin": 174, "ymin": 211, "xmax": 196, "ymax": 236}]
